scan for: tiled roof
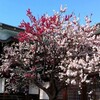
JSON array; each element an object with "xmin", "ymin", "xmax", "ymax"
[{"xmin": 0, "ymin": 23, "xmax": 24, "ymax": 42}]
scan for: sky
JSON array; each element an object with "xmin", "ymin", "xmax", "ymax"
[{"xmin": 0, "ymin": 0, "xmax": 100, "ymax": 27}]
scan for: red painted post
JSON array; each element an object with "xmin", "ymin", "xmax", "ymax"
[{"xmin": 63, "ymin": 87, "xmax": 67, "ymax": 100}]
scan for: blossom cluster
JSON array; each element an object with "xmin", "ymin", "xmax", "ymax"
[{"xmin": 0, "ymin": 6, "xmax": 100, "ymax": 94}]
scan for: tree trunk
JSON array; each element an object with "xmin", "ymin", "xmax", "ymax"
[
  {"xmin": 49, "ymin": 98, "xmax": 56, "ymax": 100},
  {"xmin": 81, "ymin": 82, "xmax": 88, "ymax": 100},
  {"xmin": 34, "ymin": 77, "xmax": 66, "ymax": 100},
  {"xmin": 48, "ymin": 95, "xmax": 57, "ymax": 100},
  {"xmin": 47, "ymin": 89, "xmax": 57, "ymax": 100}
]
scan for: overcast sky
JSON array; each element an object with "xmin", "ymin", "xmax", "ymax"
[{"xmin": 0, "ymin": 0, "xmax": 100, "ymax": 27}]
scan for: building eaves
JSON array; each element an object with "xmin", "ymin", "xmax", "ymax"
[
  {"xmin": 0, "ymin": 23, "xmax": 24, "ymax": 42},
  {"xmin": 0, "ymin": 23, "xmax": 24, "ymax": 32}
]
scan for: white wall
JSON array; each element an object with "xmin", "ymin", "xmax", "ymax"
[
  {"xmin": 29, "ymin": 82, "xmax": 49, "ymax": 99},
  {"xmin": 29, "ymin": 83, "xmax": 39, "ymax": 94},
  {"xmin": 39, "ymin": 82, "xmax": 49, "ymax": 100},
  {"xmin": 39, "ymin": 89, "xmax": 49, "ymax": 100},
  {"xmin": 0, "ymin": 78, "xmax": 5, "ymax": 93}
]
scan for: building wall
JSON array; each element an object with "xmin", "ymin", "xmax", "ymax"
[
  {"xmin": 0, "ymin": 78, "xmax": 5, "ymax": 93},
  {"xmin": 39, "ymin": 82, "xmax": 49, "ymax": 100},
  {"xmin": 29, "ymin": 83, "xmax": 39, "ymax": 94}
]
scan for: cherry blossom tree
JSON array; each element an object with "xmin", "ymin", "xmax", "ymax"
[{"xmin": 0, "ymin": 6, "xmax": 100, "ymax": 100}]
